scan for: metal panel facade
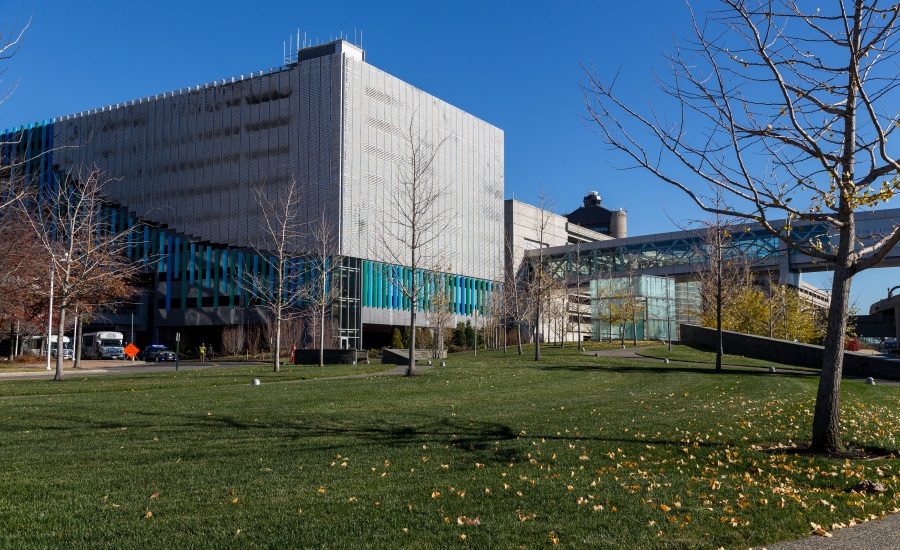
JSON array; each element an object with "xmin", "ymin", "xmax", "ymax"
[
  {"xmin": 52, "ymin": 60, "xmax": 342, "ymax": 254},
  {"xmin": 339, "ymin": 57, "xmax": 504, "ymax": 282}
]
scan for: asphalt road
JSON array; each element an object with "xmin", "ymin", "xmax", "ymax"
[{"xmin": 0, "ymin": 359, "xmax": 235, "ymax": 379}]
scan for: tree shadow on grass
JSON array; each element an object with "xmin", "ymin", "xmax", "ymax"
[
  {"xmin": 30, "ymin": 408, "xmax": 739, "ymax": 465},
  {"xmin": 97, "ymin": 410, "xmax": 527, "ymax": 464}
]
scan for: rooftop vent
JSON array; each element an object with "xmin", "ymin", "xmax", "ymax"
[{"xmin": 583, "ymin": 191, "xmax": 602, "ymax": 207}]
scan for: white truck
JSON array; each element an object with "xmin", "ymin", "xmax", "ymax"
[{"xmin": 81, "ymin": 331, "xmax": 126, "ymax": 360}]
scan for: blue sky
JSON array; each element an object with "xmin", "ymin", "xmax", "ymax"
[{"xmin": 0, "ymin": 0, "xmax": 896, "ymax": 310}]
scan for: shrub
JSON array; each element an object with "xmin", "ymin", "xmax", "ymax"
[{"xmin": 390, "ymin": 328, "xmax": 404, "ymax": 349}]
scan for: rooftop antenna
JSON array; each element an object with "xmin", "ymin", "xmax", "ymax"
[
  {"xmin": 360, "ymin": 29, "xmax": 363, "ymax": 50},
  {"xmin": 283, "ymin": 39, "xmax": 286, "ymax": 64},
  {"xmin": 297, "ymin": 28, "xmax": 300, "ymax": 51}
]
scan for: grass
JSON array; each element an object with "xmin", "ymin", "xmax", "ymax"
[{"xmin": 0, "ymin": 347, "xmax": 897, "ymax": 548}]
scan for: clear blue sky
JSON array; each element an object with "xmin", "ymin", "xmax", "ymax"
[{"xmin": 0, "ymin": 0, "xmax": 896, "ymax": 310}]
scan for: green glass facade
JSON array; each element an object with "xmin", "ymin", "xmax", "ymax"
[{"xmin": 591, "ymin": 275, "xmax": 700, "ymax": 341}]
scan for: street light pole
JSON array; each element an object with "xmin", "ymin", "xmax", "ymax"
[
  {"xmin": 131, "ymin": 312, "xmax": 135, "ymax": 362},
  {"xmin": 45, "ymin": 258, "xmax": 55, "ymax": 371},
  {"xmin": 473, "ymin": 308, "xmax": 478, "ymax": 358}
]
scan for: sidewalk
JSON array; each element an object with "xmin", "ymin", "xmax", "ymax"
[
  {"xmin": 0, "ymin": 361, "xmax": 427, "ymax": 381},
  {"xmin": 768, "ymin": 512, "xmax": 899, "ymax": 549},
  {"xmin": 0, "ymin": 360, "xmax": 229, "ymax": 380}
]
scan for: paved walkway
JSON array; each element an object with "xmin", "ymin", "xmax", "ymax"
[
  {"xmin": 768, "ymin": 512, "xmax": 900, "ymax": 549},
  {"xmin": 0, "ymin": 360, "xmax": 431, "ymax": 382},
  {"xmin": 0, "ymin": 360, "xmax": 242, "ymax": 380},
  {"xmin": 584, "ymin": 347, "xmax": 817, "ymax": 376}
]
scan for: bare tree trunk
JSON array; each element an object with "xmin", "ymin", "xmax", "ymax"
[
  {"xmin": 273, "ymin": 309, "xmax": 282, "ymax": 373},
  {"xmin": 407, "ymin": 250, "xmax": 417, "ymax": 376},
  {"xmin": 53, "ymin": 306, "xmax": 66, "ymax": 381},
  {"xmin": 715, "ymin": 276, "xmax": 723, "ymax": 373},
  {"xmin": 408, "ymin": 307, "xmax": 417, "ymax": 376},
  {"xmin": 516, "ymin": 322, "xmax": 523, "ymax": 355},
  {"xmin": 319, "ymin": 293, "xmax": 326, "ymax": 368},
  {"xmin": 7, "ymin": 322, "xmax": 13, "ymax": 362},
  {"xmin": 72, "ymin": 312, "xmax": 80, "ymax": 369},
  {"xmin": 812, "ymin": 262, "xmax": 852, "ymax": 453},
  {"xmin": 74, "ymin": 315, "xmax": 82, "ymax": 368},
  {"xmin": 533, "ymin": 297, "xmax": 541, "ymax": 361},
  {"xmin": 632, "ymin": 308, "xmax": 637, "ymax": 347}
]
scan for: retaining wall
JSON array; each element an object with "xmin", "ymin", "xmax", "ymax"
[{"xmin": 679, "ymin": 324, "xmax": 900, "ymax": 381}]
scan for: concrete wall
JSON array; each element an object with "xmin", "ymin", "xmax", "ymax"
[
  {"xmin": 680, "ymin": 324, "xmax": 900, "ymax": 381},
  {"xmin": 504, "ymin": 199, "xmax": 572, "ymax": 277}
]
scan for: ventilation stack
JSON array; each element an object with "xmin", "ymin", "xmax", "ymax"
[{"xmin": 610, "ymin": 209, "xmax": 627, "ymax": 239}]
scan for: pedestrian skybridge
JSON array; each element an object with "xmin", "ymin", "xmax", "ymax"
[{"xmin": 526, "ymin": 209, "xmax": 900, "ymax": 284}]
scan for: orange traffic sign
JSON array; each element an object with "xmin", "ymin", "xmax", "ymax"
[{"xmin": 124, "ymin": 343, "xmax": 140, "ymax": 359}]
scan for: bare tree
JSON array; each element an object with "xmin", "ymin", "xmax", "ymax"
[
  {"xmin": 0, "ymin": 18, "xmax": 31, "ymax": 213},
  {"xmin": 487, "ymin": 277, "xmax": 508, "ymax": 353},
  {"xmin": 239, "ymin": 178, "xmax": 307, "ymax": 373},
  {"xmin": 425, "ymin": 273, "xmax": 454, "ymax": 359},
  {"xmin": 246, "ymin": 324, "xmax": 265, "ymax": 359},
  {"xmin": 379, "ymin": 120, "xmax": 449, "ymax": 376},
  {"xmin": 221, "ymin": 325, "xmax": 245, "ymax": 357},
  {"xmin": 25, "ymin": 168, "xmax": 140, "ymax": 380},
  {"xmin": 529, "ymin": 189, "xmax": 556, "ymax": 361},
  {"xmin": 573, "ymin": 242, "xmax": 586, "ymax": 351},
  {"xmin": 585, "ymin": 1, "xmax": 900, "ymax": 453},
  {"xmin": 301, "ymin": 209, "xmax": 341, "ymax": 367},
  {"xmin": 504, "ymin": 235, "xmax": 530, "ymax": 355}
]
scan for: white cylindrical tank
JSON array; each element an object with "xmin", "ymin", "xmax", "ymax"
[{"xmin": 611, "ymin": 209, "xmax": 627, "ymax": 239}]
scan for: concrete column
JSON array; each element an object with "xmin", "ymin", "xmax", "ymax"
[{"xmin": 894, "ymin": 306, "xmax": 899, "ymax": 343}]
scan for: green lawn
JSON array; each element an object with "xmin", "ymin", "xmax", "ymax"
[{"xmin": 0, "ymin": 348, "xmax": 897, "ymax": 548}]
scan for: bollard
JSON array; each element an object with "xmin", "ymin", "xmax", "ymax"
[
  {"xmin": 769, "ymin": 367, "xmax": 776, "ymax": 374},
  {"xmin": 441, "ymin": 361, "xmax": 447, "ymax": 367},
  {"xmin": 866, "ymin": 377, "xmax": 875, "ymax": 385},
  {"xmin": 251, "ymin": 378, "xmax": 261, "ymax": 386},
  {"xmin": 664, "ymin": 358, "xmax": 670, "ymax": 364}
]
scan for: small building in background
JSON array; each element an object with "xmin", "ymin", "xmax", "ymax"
[{"xmin": 591, "ymin": 275, "xmax": 700, "ymax": 342}]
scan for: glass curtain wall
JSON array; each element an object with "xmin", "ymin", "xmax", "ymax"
[{"xmin": 591, "ymin": 275, "xmax": 699, "ymax": 341}]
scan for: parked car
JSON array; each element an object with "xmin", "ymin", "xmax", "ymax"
[{"xmin": 141, "ymin": 345, "xmax": 177, "ymax": 362}]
